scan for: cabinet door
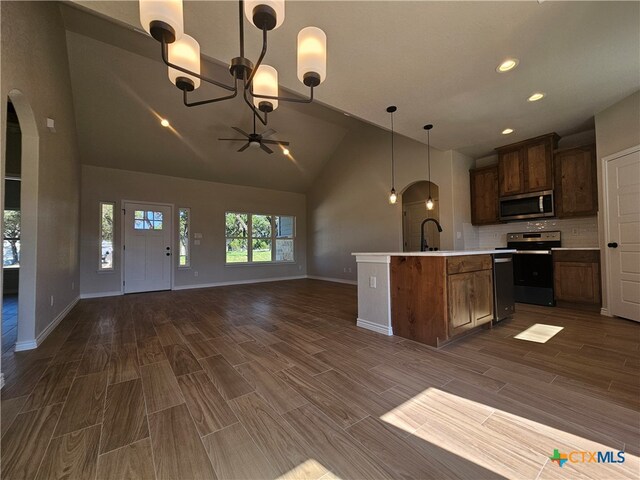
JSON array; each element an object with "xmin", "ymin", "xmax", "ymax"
[
  {"xmin": 554, "ymin": 261, "xmax": 601, "ymax": 304},
  {"xmin": 448, "ymin": 273, "xmax": 474, "ymax": 337},
  {"xmin": 498, "ymin": 150, "xmax": 524, "ymax": 196},
  {"xmin": 470, "ymin": 166, "xmax": 499, "ymax": 225},
  {"xmin": 524, "ymin": 141, "xmax": 553, "ymax": 192},
  {"xmin": 472, "ymin": 269, "xmax": 494, "ymax": 326},
  {"xmin": 555, "ymin": 145, "xmax": 597, "ymax": 218}
]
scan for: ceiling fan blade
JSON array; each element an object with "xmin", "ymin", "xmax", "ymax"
[
  {"xmin": 232, "ymin": 127, "xmax": 250, "ymax": 137},
  {"xmin": 260, "ymin": 143, "xmax": 274, "ymax": 154},
  {"xmin": 238, "ymin": 143, "xmax": 250, "ymax": 152},
  {"xmin": 261, "ymin": 129, "xmax": 276, "ymax": 139},
  {"xmin": 218, "ymin": 138, "xmax": 247, "ymax": 141},
  {"xmin": 262, "ymin": 140, "xmax": 290, "ymax": 146}
]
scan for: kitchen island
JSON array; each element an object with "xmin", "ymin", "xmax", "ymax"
[{"xmin": 352, "ymin": 250, "xmax": 516, "ymax": 347}]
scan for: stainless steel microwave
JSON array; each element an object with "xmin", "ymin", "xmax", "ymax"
[{"xmin": 499, "ymin": 190, "xmax": 554, "ymax": 221}]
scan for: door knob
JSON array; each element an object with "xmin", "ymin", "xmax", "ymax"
[{"xmin": 607, "ymin": 242, "xmax": 618, "ymax": 248}]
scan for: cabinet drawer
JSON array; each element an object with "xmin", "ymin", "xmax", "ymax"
[
  {"xmin": 447, "ymin": 255, "xmax": 492, "ymax": 274},
  {"xmin": 553, "ymin": 250, "xmax": 600, "ymax": 263}
]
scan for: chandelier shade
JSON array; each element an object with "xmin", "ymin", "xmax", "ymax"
[
  {"xmin": 168, "ymin": 34, "xmax": 201, "ymax": 90},
  {"xmin": 253, "ymin": 65, "xmax": 279, "ymax": 111},
  {"xmin": 244, "ymin": 0, "xmax": 285, "ymax": 30},
  {"xmin": 297, "ymin": 27, "xmax": 327, "ymax": 87},
  {"xmin": 139, "ymin": 0, "xmax": 184, "ymax": 42}
]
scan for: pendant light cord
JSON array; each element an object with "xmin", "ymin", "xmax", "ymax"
[
  {"xmin": 427, "ymin": 128, "xmax": 431, "ymax": 198},
  {"xmin": 391, "ymin": 111, "xmax": 395, "ymax": 190}
]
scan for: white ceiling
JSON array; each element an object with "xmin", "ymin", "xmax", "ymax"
[{"xmin": 69, "ymin": 0, "xmax": 640, "ymax": 159}]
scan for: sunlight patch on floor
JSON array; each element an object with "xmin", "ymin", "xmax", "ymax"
[
  {"xmin": 380, "ymin": 387, "xmax": 639, "ymax": 479},
  {"xmin": 277, "ymin": 459, "xmax": 336, "ymax": 480},
  {"xmin": 514, "ymin": 323, "xmax": 564, "ymax": 343}
]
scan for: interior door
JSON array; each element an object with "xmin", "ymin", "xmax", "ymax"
[
  {"xmin": 606, "ymin": 148, "xmax": 640, "ymax": 321},
  {"xmin": 123, "ymin": 202, "xmax": 172, "ymax": 294}
]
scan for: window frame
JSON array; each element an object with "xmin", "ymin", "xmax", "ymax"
[
  {"xmin": 224, "ymin": 211, "xmax": 295, "ymax": 266},
  {"xmin": 178, "ymin": 207, "xmax": 191, "ymax": 268},
  {"xmin": 99, "ymin": 201, "xmax": 115, "ymax": 272}
]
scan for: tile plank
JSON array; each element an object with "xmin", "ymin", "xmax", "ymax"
[
  {"xmin": 140, "ymin": 360, "xmax": 184, "ymax": 414},
  {"xmin": 54, "ymin": 371, "xmax": 107, "ymax": 437},
  {"xmin": 35, "ymin": 424, "xmax": 101, "ymax": 480},
  {"xmin": 96, "ymin": 438, "xmax": 156, "ymax": 480},
  {"xmin": 101, "ymin": 378, "xmax": 149, "ymax": 454},
  {"xmin": 163, "ymin": 343, "xmax": 203, "ymax": 377},
  {"xmin": 199, "ymin": 355, "xmax": 254, "ymax": 400}
]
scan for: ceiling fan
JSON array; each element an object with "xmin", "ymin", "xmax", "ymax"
[{"xmin": 219, "ymin": 114, "xmax": 290, "ymax": 154}]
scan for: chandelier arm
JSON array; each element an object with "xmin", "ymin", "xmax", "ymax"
[
  {"xmin": 251, "ymin": 85, "xmax": 315, "ymax": 104},
  {"xmin": 242, "ymin": 84, "xmax": 269, "ymax": 125},
  {"xmin": 183, "ymin": 81, "xmax": 239, "ymax": 107},
  {"xmin": 245, "ymin": 27, "xmax": 268, "ymax": 90},
  {"xmin": 161, "ymin": 40, "xmax": 236, "ymax": 92}
]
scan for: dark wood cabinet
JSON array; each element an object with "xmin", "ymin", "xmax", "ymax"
[
  {"xmin": 496, "ymin": 133, "xmax": 559, "ymax": 197},
  {"xmin": 554, "ymin": 145, "xmax": 598, "ymax": 218},
  {"xmin": 470, "ymin": 165, "xmax": 500, "ymax": 225},
  {"xmin": 553, "ymin": 250, "xmax": 601, "ymax": 305}
]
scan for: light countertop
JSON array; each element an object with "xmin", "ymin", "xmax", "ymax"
[
  {"xmin": 551, "ymin": 247, "xmax": 600, "ymax": 251},
  {"xmin": 353, "ymin": 249, "xmax": 516, "ymax": 257}
]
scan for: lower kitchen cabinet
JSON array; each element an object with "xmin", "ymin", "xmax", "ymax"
[
  {"xmin": 448, "ymin": 266, "xmax": 494, "ymax": 338},
  {"xmin": 553, "ymin": 250, "xmax": 601, "ymax": 305}
]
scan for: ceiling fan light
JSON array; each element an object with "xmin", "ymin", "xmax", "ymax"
[
  {"xmin": 253, "ymin": 65, "xmax": 278, "ymax": 111},
  {"xmin": 168, "ymin": 34, "xmax": 201, "ymax": 89},
  {"xmin": 297, "ymin": 27, "xmax": 327, "ymax": 87},
  {"xmin": 245, "ymin": 0, "xmax": 285, "ymax": 30},
  {"xmin": 139, "ymin": 0, "xmax": 184, "ymax": 43}
]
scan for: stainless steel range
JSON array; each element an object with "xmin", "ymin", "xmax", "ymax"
[{"xmin": 505, "ymin": 231, "xmax": 561, "ymax": 306}]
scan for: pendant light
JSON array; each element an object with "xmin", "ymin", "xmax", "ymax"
[
  {"xmin": 424, "ymin": 124, "xmax": 434, "ymax": 210},
  {"xmin": 387, "ymin": 106, "xmax": 398, "ymax": 204}
]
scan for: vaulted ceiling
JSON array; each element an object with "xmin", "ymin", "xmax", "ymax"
[{"xmin": 63, "ymin": 1, "xmax": 639, "ymax": 191}]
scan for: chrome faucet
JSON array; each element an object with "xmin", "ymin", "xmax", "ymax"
[{"xmin": 420, "ymin": 218, "xmax": 443, "ymax": 251}]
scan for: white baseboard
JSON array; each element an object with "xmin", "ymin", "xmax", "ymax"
[
  {"xmin": 172, "ymin": 275, "xmax": 307, "ymax": 291},
  {"xmin": 306, "ymin": 275, "xmax": 357, "ymax": 286},
  {"xmin": 600, "ymin": 307, "xmax": 612, "ymax": 317},
  {"xmin": 357, "ymin": 318, "xmax": 393, "ymax": 336},
  {"xmin": 80, "ymin": 291, "xmax": 122, "ymax": 299},
  {"xmin": 15, "ymin": 296, "xmax": 80, "ymax": 352}
]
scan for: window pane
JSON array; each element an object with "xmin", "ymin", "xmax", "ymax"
[
  {"xmin": 275, "ymin": 216, "xmax": 294, "ymax": 238},
  {"xmin": 252, "ymin": 215, "xmax": 271, "ymax": 238},
  {"xmin": 146, "ymin": 211, "xmax": 154, "ymax": 220},
  {"xmin": 275, "ymin": 239, "xmax": 294, "ymax": 262},
  {"xmin": 3, "ymin": 239, "xmax": 20, "ymax": 267},
  {"xmin": 252, "ymin": 238, "xmax": 272, "ymax": 262},
  {"xmin": 153, "ymin": 221, "xmax": 163, "ymax": 230},
  {"xmin": 134, "ymin": 210, "xmax": 144, "ymax": 219},
  {"xmin": 179, "ymin": 208, "xmax": 190, "ymax": 267},
  {"xmin": 134, "ymin": 220, "xmax": 144, "ymax": 230},
  {"xmin": 226, "ymin": 213, "xmax": 248, "ymax": 238},
  {"xmin": 154, "ymin": 211, "xmax": 163, "ymax": 221},
  {"xmin": 226, "ymin": 238, "xmax": 248, "ymax": 263},
  {"xmin": 100, "ymin": 203, "xmax": 114, "ymax": 270}
]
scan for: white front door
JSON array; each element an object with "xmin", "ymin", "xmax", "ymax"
[
  {"xmin": 123, "ymin": 202, "xmax": 173, "ymax": 294},
  {"xmin": 606, "ymin": 148, "xmax": 640, "ymax": 321}
]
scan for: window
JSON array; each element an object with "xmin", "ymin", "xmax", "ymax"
[
  {"xmin": 134, "ymin": 210, "xmax": 163, "ymax": 230},
  {"xmin": 225, "ymin": 212, "xmax": 295, "ymax": 264},
  {"xmin": 178, "ymin": 208, "xmax": 190, "ymax": 267},
  {"xmin": 3, "ymin": 210, "xmax": 20, "ymax": 267},
  {"xmin": 99, "ymin": 202, "xmax": 114, "ymax": 270}
]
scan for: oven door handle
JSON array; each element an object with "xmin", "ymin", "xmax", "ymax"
[{"xmin": 514, "ymin": 250, "xmax": 552, "ymax": 255}]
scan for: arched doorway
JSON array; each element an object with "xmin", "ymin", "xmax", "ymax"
[
  {"xmin": 402, "ymin": 180, "xmax": 440, "ymax": 252},
  {"xmin": 3, "ymin": 90, "xmax": 39, "ymax": 351}
]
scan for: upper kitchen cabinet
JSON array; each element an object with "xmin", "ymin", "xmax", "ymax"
[
  {"xmin": 470, "ymin": 165, "xmax": 499, "ymax": 225},
  {"xmin": 554, "ymin": 144, "xmax": 598, "ymax": 218},
  {"xmin": 496, "ymin": 133, "xmax": 560, "ymax": 197}
]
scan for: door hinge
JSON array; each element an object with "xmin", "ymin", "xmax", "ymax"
[
  {"xmin": 123, "ymin": 280, "xmax": 125, "ymax": 286},
  {"xmin": 122, "ymin": 208, "xmax": 126, "ymax": 215},
  {"xmin": 123, "ymin": 245, "xmax": 125, "ymax": 250}
]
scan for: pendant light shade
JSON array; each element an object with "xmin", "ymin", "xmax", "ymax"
[
  {"xmin": 387, "ymin": 106, "xmax": 398, "ymax": 205},
  {"xmin": 245, "ymin": 0, "xmax": 285, "ymax": 30},
  {"xmin": 253, "ymin": 65, "xmax": 279, "ymax": 112},
  {"xmin": 297, "ymin": 27, "xmax": 327, "ymax": 87},
  {"xmin": 424, "ymin": 124, "xmax": 434, "ymax": 210},
  {"xmin": 168, "ymin": 34, "xmax": 201, "ymax": 90},
  {"xmin": 140, "ymin": 0, "xmax": 184, "ymax": 43}
]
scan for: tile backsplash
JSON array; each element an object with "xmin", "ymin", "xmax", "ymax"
[{"xmin": 476, "ymin": 216, "xmax": 599, "ymax": 249}]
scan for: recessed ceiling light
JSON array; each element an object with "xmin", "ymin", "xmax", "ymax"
[
  {"xmin": 282, "ymin": 148, "xmax": 290, "ymax": 156},
  {"xmin": 160, "ymin": 118, "xmax": 170, "ymax": 127},
  {"xmin": 496, "ymin": 58, "xmax": 519, "ymax": 73},
  {"xmin": 527, "ymin": 92, "xmax": 545, "ymax": 102},
  {"xmin": 502, "ymin": 128, "xmax": 514, "ymax": 135}
]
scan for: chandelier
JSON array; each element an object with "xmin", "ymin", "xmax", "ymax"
[{"xmin": 139, "ymin": 0, "xmax": 327, "ymax": 125}]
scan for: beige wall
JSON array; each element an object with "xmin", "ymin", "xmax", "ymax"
[
  {"xmin": 1, "ymin": 1, "xmax": 81, "ymax": 342},
  {"xmin": 307, "ymin": 121, "xmax": 472, "ymax": 281},
  {"xmin": 595, "ymin": 90, "xmax": 640, "ymax": 313},
  {"xmin": 80, "ymin": 166, "xmax": 306, "ymax": 296}
]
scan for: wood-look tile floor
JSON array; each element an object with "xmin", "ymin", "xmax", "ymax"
[{"xmin": 1, "ymin": 279, "xmax": 639, "ymax": 479}]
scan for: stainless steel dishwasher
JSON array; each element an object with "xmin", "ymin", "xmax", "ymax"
[{"xmin": 493, "ymin": 253, "xmax": 515, "ymax": 322}]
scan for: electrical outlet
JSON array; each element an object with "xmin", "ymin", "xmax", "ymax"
[
  {"xmin": 369, "ymin": 276, "xmax": 377, "ymax": 288},
  {"xmin": 194, "ymin": 240, "xmax": 201, "ymax": 246},
  {"xmin": 343, "ymin": 267, "xmax": 347, "ymax": 273},
  {"xmin": 194, "ymin": 271, "xmax": 199, "ymax": 277},
  {"xmin": 572, "ymin": 228, "xmax": 579, "ymax": 236},
  {"xmin": 348, "ymin": 267, "xmax": 352, "ymax": 273},
  {"xmin": 50, "ymin": 295, "xmax": 54, "ymax": 307}
]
